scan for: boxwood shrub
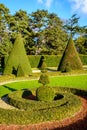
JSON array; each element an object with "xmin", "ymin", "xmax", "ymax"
[{"xmin": 36, "ymin": 86, "xmax": 55, "ymax": 101}]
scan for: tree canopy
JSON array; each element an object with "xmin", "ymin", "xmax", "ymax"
[{"xmin": 0, "ymin": 3, "xmax": 87, "ymax": 58}]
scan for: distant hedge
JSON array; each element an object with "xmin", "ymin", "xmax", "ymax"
[
  {"xmin": 28, "ymin": 55, "xmax": 87, "ymax": 68},
  {"xmin": 28, "ymin": 55, "xmax": 62, "ymax": 68},
  {"xmin": 80, "ymin": 55, "xmax": 87, "ymax": 65},
  {"xmin": 0, "ymin": 54, "xmax": 87, "ymax": 69}
]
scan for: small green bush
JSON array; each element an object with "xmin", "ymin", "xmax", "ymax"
[
  {"xmin": 38, "ymin": 73, "xmax": 50, "ymax": 86},
  {"xmin": 36, "ymin": 86, "xmax": 55, "ymax": 101}
]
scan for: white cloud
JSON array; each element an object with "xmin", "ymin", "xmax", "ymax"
[
  {"xmin": 37, "ymin": 0, "xmax": 53, "ymax": 8},
  {"xmin": 69, "ymin": 0, "xmax": 87, "ymax": 14}
]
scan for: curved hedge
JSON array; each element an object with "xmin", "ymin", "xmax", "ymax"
[
  {"xmin": 0, "ymin": 87, "xmax": 82, "ymax": 125},
  {"xmin": 7, "ymin": 88, "xmax": 81, "ymax": 111}
]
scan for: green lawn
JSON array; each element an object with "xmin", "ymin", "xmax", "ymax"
[{"xmin": 0, "ymin": 74, "xmax": 87, "ymax": 97}]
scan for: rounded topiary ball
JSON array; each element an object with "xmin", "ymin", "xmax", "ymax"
[{"xmin": 36, "ymin": 86, "xmax": 55, "ymax": 101}]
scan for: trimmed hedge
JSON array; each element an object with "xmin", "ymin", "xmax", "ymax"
[
  {"xmin": 28, "ymin": 55, "xmax": 87, "ymax": 68},
  {"xmin": 7, "ymin": 88, "xmax": 81, "ymax": 111},
  {"xmin": 0, "ymin": 87, "xmax": 82, "ymax": 125},
  {"xmin": 0, "ymin": 55, "xmax": 87, "ymax": 70},
  {"xmin": 7, "ymin": 89, "xmax": 68, "ymax": 111},
  {"xmin": 28, "ymin": 55, "xmax": 62, "ymax": 68}
]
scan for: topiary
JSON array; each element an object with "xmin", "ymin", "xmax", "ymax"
[
  {"xmin": 36, "ymin": 86, "xmax": 55, "ymax": 101},
  {"xmin": 3, "ymin": 33, "xmax": 32, "ymax": 76},
  {"xmin": 38, "ymin": 55, "xmax": 45, "ymax": 68},
  {"xmin": 17, "ymin": 64, "xmax": 25, "ymax": 77},
  {"xmin": 38, "ymin": 72, "xmax": 49, "ymax": 86},
  {"xmin": 58, "ymin": 37, "xmax": 83, "ymax": 72}
]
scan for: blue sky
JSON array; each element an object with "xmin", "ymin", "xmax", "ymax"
[{"xmin": 0, "ymin": 0, "xmax": 87, "ymax": 26}]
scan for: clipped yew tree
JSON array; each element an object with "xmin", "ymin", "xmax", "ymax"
[
  {"xmin": 58, "ymin": 37, "xmax": 83, "ymax": 72},
  {"xmin": 36, "ymin": 60, "xmax": 55, "ymax": 102},
  {"xmin": 3, "ymin": 34, "xmax": 32, "ymax": 76}
]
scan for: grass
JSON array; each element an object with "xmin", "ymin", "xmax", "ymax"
[
  {"xmin": 50, "ymin": 75, "xmax": 87, "ymax": 90},
  {"xmin": 0, "ymin": 74, "xmax": 87, "ymax": 97}
]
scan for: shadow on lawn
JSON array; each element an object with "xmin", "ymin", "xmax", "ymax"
[{"xmin": 2, "ymin": 85, "xmax": 17, "ymax": 92}]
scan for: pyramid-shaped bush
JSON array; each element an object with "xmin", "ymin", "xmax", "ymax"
[
  {"xmin": 58, "ymin": 37, "xmax": 83, "ymax": 72},
  {"xmin": 3, "ymin": 34, "xmax": 32, "ymax": 76}
]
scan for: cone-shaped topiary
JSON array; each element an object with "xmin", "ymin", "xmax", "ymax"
[
  {"xmin": 58, "ymin": 37, "xmax": 83, "ymax": 72},
  {"xmin": 38, "ymin": 55, "xmax": 45, "ymax": 68},
  {"xmin": 3, "ymin": 34, "xmax": 32, "ymax": 76}
]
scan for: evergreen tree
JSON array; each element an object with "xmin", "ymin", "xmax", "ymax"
[
  {"xmin": 58, "ymin": 37, "xmax": 83, "ymax": 72},
  {"xmin": 3, "ymin": 34, "xmax": 32, "ymax": 76}
]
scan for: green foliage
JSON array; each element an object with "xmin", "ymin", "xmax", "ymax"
[
  {"xmin": 30, "ymin": 10, "xmax": 68, "ymax": 55},
  {"xmin": 28, "ymin": 55, "xmax": 62, "ymax": 67},
  {"xmin": 3, "ymin": 34, "xmax": 32, "ymax": 76},
  {"xmin": 38, "ymin": 55, "xmax": 45, "ymax": 68},
  {"xmin": 80, "ymin": 54, "xmax": 87, "ymax": 65},
  {"xmin": 40, "ymin": 59, "xmax": 47, "ymax": 71},
  {"xmin": 28, "ymin": 55, "xmax": 87, "ymax": 68},
  {"xmin": 76, "ymin": 35, "xmax": 87, "ymax": 54},
  {"xmin": 58, "ymin": 37, "xmax": 83, "ymax": 72},
  {"xmin": 36, "ymin": 86, "xmax": 55, "ymax": 101},
  {"xmin": 64, "ymin": 14, "xmax": 82, "ymax": 37},
  {"xmin": 0, "ymin": 88, "xmax": 82, "ymax": 124},
  {"xmin": 17, "ymin": 64, "xmax": 25, "ymax": 77},
  {"xmin": 38, "ymin": 72, "xmax": 49, "ymax": 86}
]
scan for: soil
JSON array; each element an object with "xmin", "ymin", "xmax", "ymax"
[{"xmin": 0, "ymin": 96, "xmax": 87, "ymax": 130}]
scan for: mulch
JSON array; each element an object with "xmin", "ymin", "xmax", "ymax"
[{"xmin": 0, "ymin": 96, "xmax": 87, "ymax": 130}]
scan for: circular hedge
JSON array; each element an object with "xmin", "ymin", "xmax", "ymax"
[
  {"xmin": 0, "ymin": 87, "xmax": 82, "ymax": 124},
  {"xmin": 7, "ymin": 87, "xmax": 81, "ymax": 111}
]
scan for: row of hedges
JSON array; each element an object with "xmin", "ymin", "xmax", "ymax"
[
  {"xmin": 28, "ymin": 55, "xmax": 87, "ymax": 68},
  {"xmin": 0, "ymin": 54, "xmax": 87, "ymax": 69}
]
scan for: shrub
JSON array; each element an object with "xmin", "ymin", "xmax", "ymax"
[
  {"xmin": 3, "ymin": 34, "xmax": 32, "ymax": 76},
  {"xmin": 58, "ymin": 37, "xmax": 83, "ymax": 72},
  {"xmin": 40, "ymin": 59, "xmax": 47, "ymax": 71},
  {"xmin": 36, "ymin": 86, "xmax": 55, "ymax": 101},
  {"xmin": 38, "ymin": 73, "xmax": 49, "ymax": 86},
  {"xmin": 38, "ymin": 55, "xmax": 45, "ymax": 68},
  {"xmin": 17, "ymin": 64, "xmax": 25, "ymax": 77}
]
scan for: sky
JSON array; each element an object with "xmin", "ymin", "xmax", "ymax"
[{"xmin": 0, "ymin": 0, "xmax": 87, "ymax": 26}]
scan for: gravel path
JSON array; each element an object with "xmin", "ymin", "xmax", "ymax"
[{"xmin": 0, "ymin": 97, "xmax": 17, "ymax": 109}]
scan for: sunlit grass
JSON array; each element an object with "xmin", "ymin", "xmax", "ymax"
[{"xmin": 0, "ymin": 74, "xmax": 87, "ymax": 97}]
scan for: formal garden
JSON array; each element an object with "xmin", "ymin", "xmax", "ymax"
[{"xmin": 0, "ymin": 33, "xmax": 87, "ymax": 130}]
